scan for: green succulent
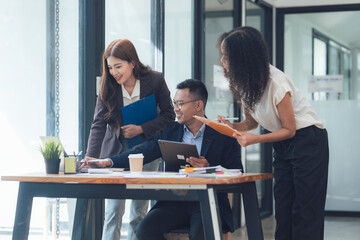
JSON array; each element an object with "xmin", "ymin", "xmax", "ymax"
[{"xmin": 40, "ymin": 137, "xmax": 63, "ymax": 160}]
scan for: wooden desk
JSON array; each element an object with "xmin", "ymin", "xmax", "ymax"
[{"xmin": 2, "ymin": 172, "xmax": 273, "ymax": 240}]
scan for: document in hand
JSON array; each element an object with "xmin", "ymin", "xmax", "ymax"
[
  {"xmin": 193, "ymin": 115, "xmax": 241, "ymax": 138},
  {"xmin": 179, "ymin": 165, "xmax": 242, "ymax": 178},
  {"xmin": 121, "ymin": 94, "xmax": 157, "ymax": 148}
]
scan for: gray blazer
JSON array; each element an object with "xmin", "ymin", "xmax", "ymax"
[{"xmin": 86, "ymin": 70, "xmax": 175, "ymax": 158}]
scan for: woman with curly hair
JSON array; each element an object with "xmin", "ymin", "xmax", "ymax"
[
  {"xmin": 217, "ymin": 26, "xmax": 329, "ymax": 240},
  {"xmin": 85, "ymin": 39, "xmax": 175, "ymax": 240}
]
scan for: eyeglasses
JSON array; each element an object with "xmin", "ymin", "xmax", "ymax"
[{"xmin": 173, "ymin": 99, "xmax": 200, "ymax": 110}]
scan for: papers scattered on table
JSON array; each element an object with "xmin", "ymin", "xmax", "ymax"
[
  {"xmin": 87, "ymin": 168, "xmax": 113, "ymax": 174},
  {"xmin": 81, "ymin": 169, "xmax": 187, "ymax": 178},
  {"xmin": 123, "ymin": 172, "xmax": 187, "ymax": 178},
  {"xmin": 80, "ymin": 167, "xmax": 242, "ymax": 178},
  {"xmin": 81, "ymin": 168, "xmax": 124, "ymax": 174},
  {"xmin": 179, "ymin": 165, "xmax": 242, "ymax": 178}
]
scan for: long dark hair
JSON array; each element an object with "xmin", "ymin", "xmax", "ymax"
[
  {"xmin": 100, "ymin": 39, "xmax": 151, "ymax": 128},
  {"xmin": 218, "ymin": 26, "xmax": 270, "ymax": 112}
]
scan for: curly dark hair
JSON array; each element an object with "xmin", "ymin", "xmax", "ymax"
[
  {"xmin": 100, "ymin": 39, "xmax": 151, "ymax": 128},
  {"xmin": 217, "ymin": 26, "xmax": 270, "ymax": 112}
]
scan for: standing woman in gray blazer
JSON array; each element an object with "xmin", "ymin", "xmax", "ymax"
[{"xmin": 85, "ymin": 39, "xmax": 175, "ymax": 240}]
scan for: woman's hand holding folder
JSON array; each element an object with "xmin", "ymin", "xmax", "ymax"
[{"xmin": 121, "ymin": 124, "xmax": 143, "ymax": 138}]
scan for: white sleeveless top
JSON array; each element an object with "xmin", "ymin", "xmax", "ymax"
[{"xmin": 249, "ymin": 65, "xmax": 324, "ymax": 133}]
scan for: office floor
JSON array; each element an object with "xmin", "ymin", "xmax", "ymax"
[
  {"xmin": 0, "ymin": 216, "xmax": 359, "ymax": 239},
  {"xmin": 232, "ymin": 215, "xmax": 360, "ymax": 240}
]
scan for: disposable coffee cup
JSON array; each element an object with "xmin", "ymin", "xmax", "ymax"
[{"xmin": 128, "ymin": 153, "xmax": 144, "ymax": 172}]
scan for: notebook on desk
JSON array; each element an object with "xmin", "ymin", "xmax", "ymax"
[{"xmin": 158, "ymin": 140, "xmax": 199, "ymax": 169}]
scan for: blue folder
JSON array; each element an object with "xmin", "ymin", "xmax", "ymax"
[{"xmin": 121, "ymin": 94, "xmax": 157, "ymax": 148}]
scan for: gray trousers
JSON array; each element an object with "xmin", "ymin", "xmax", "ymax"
[{"xmin": 102, "ymin": 159, "xmax": 160, "ymax": 240}]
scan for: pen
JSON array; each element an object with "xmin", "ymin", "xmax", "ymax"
[
  {"xmin": 63, "ymin": 150, "xmax": 69, "ymax": 158},
  {"xmin": 76, "ymin": 151, "xmax": 83, "ymax": 159},
  {"xmin": 212, "ymin": 117, "xmax": 239, "ymax": 121}
]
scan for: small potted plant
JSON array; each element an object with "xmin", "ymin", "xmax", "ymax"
[{"xmin": 40, "ymin": 137, "xmax": 63, "ymax": 174}]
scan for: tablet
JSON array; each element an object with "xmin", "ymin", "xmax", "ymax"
[{"xmin": 158, "ymin": 140, "xmax": 199, "ymax": 168}]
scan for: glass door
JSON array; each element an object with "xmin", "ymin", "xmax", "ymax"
[
  {"xmin": 244, "ymin": 0, "xmax": 273, "ymax": 218},
  {"xmin": 278, "ymin": 6, "xmax": 360, "ymax": 213},
  {"xmin": 203, "ymin": 0, "xmax": 235, "ymax": 120},
  {"xmin": 201, "ymin": 0, "xmax": 273, "ymax": 223}
]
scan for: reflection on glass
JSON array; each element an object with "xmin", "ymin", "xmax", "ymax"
[
  {"xmin": 285, "ymin": 11, "xmax": 359, "ymax": 101},
  {"xmin": 205, "ymin": 0, "xmax": 234, "ymax": 11},
  {"xmin": 284, "ymin": 10, "xmax": 360, "ymax": 212},
  {"xmin": 314, "ymin": 38, "xmax": 327, "ymax": 75},
  {"xmin": 246, "ymin": 1, "xmax": 264, "ymax": 32},
  {"xmin": 342, "ymin": 51, "xmax": 351, "ymax": 99},
  {"xmin": 245, "ymin": 1, "xmax": 267, "ymax": 209},
  {"xmin": 165, "ymin": 0, "xmax": 192, "ymax": 97},
  {"xmin": 0, "ymin": 0, "xmax": 79, "ymax": 238},
  {"xmin": 105, "ymin": 1, "xmax": 151, "ymax": 237},
  {"xmin": 106, "ymin": 0, "xmax": 151, "ymax": 66},
  {"xmin": 204, "ymin": 16, "xmax": 233, "ymax": 120}
]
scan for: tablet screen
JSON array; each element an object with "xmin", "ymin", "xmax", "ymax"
[{"xmin": 158, "ymin": 140, "xmax": 199, "ymax": 170}]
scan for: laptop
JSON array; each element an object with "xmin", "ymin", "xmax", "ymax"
[{"xmin": 158, "ymin": 140, "xmax": 199, "ymax": 169}]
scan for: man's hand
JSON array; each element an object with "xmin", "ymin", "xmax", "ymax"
[
  {"xmin": 80, "ymin": 157, "xmax": 112, "ymax": 169},
  {"xmin": 186, "ymin": 156, "xmax": 209, "ymax": 168},
  {"xmin": 121, "ymin": 124, "xmax": 143, "ymax": 138}
]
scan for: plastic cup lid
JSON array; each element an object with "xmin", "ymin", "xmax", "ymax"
[{"xmin": 128, "ymin": 153, "xmax": 144, "ymax": 158}]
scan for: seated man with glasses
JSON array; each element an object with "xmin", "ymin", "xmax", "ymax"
[{"xmin": 81, "ymin": 79, "xmax": 243, "ymax": 240}]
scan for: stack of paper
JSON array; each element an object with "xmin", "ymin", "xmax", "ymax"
[
  {"xmin": 179, "ymin": 165, "xmax": 242, "ymax": 178},
  {"xmin": 123, "ymin": 172, "xmax": 187, "ymax": 178}
]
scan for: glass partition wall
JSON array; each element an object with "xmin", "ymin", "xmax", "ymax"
[
  {"xmin": 104, "ymin": 1, "xmax": 193, "ymax": 237},
  {"xmin": 202, "ymin": 0, "xmax": 273, "ymax": 222},
  {"xmin": 279, "ymin": 6, "xmax": 360, "ymax": 214},
  {"xmin": 244, "ymin": 0, "xmax": 273, "ymax": 218},
  {"xmin": 165, "ymin": 0, "xmax": 193, "ymax": 96},
  {"xmin": 0, "ymin": 0, "xmax": 79, "ymax": 238},
  {"xmin": 0, "ymin": 0, "xmax": 275, "ymax": 238},
  {"xmin": 204, "ymin": 0, "xmax": 235, "ymax": 121}
]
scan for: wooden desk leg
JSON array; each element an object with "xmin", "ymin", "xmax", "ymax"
[
  {"xmin": 13, "ymin": 182, "xmax": 33, "ymax": 240},
  {"xmin": 199, "ymin": 188, "xmax": 223, "ymax": 240},
  {"xmin": 242, "ymin": 182, "xmax": 264, "ymax": 240}
]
